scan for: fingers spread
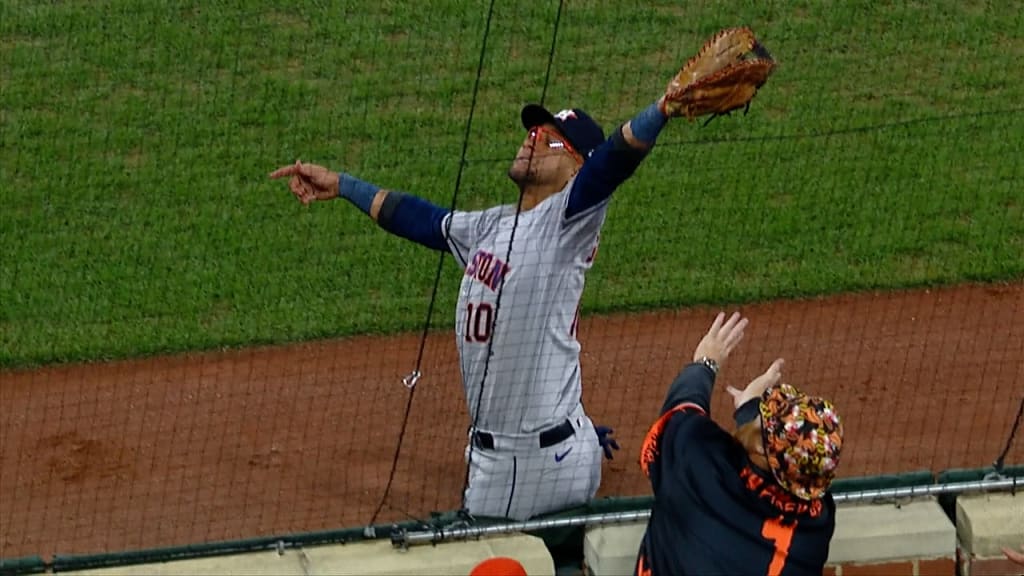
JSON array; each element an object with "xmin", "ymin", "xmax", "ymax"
[
  {"xmin": 709, "ymin": 311, "xmax": 725, "ymax": 334},
  {"xmin": 721, "ymin": 311, "xmax": 742, "ymax": 332},
  {"xmin": 726, "ymin": 317, "xmax": 749, "ymax": 348}
]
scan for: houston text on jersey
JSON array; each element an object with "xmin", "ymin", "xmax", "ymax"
[{"xmin": 464, "ymin": 249, "xmax": 512, "ymax": 292}]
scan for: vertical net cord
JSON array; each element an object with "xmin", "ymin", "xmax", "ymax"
[
  {"xmin": 459, "ymin": 0, "xmax": 567, "ymax": 512},
  {"xmin": 993, "ymin": 395, "xmax": 1024, "ymax": 473},
  {"xmin": 369, "ymin": 0, "xmax": 501, "ymax": 526}
]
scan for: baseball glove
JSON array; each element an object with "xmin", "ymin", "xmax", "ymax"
[{"xmin": 661, "ymin": 27, "xmax": 777, "ymax": 125}]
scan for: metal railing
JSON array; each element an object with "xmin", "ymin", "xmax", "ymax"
[{"xmin": 392, "ymin": 475, "xmax": 1020, "ymax": 547}]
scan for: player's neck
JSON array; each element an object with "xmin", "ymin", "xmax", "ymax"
[
  {"xmin": 518, "ymin": 184, "xmax": 561, "ymax": 211},
  {"xmin": 518, "ymin": 169, "xmax": 577, "ymax": 211}
]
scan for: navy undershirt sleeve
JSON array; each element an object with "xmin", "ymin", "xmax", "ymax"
[
  {"xmin": 377, "ymin": 193, "xmax": 450, "ymax": 252},
  {"xmin": 564, "ymin": 138, "xmax": 646, "ymax": 219},
  {"xmin": 565, "ymin": 101, "xmax": 668, "ymax": 219}
]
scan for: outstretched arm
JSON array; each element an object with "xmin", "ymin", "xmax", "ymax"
[
  {"xmin": 640, "ymin": 311, "xmax": 749, "ymax": 481},
  {"xmin": 269, "ymin": 162, "xmax": 450, "ymax": 252},
  {"xmin": 565, "ymin": 98, "xmax": 670, "ymax": 219},
  {"xmin": 660, "ymin": 311, "xmax": 748, "ymax": 416},
  {"xmin": 567, "ymin": 27, "xmax": 778, "ymax": 219}
]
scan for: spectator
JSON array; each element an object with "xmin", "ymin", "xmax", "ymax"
[{"xmin": 634, "ymin": 312, "xmax": 844, "ymax": 575}]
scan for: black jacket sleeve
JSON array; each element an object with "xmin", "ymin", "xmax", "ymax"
[{"xmin": 661, "ymin": 362, "xmax": 716, "ymax": 416}]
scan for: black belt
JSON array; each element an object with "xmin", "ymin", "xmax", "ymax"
[{"xmin": 472, "ymin": 419, "xmax": 576, "ymax": 450}]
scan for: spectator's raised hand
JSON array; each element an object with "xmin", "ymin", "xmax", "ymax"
[
  {"xmin": 692, "ymin": 311, "xmax": 748, "ymax": 368},
  {"xmin": 727, "ymin": 358, "xmax": 784, "ymax": 410}
]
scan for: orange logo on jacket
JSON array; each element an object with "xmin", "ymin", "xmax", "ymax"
[
  {"xmin": 740, "ymin": 465, "xmax": 824, "ymax": 518},
  {"xmin": 639, "ymin": 403, "xmax": 705, "ymax": 477}
]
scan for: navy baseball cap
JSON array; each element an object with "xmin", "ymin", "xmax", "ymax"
[{"xmin": 521, "ymin": 104, "xmax": 605, "ymax": 160}]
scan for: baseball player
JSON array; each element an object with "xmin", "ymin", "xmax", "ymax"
[
  {"xmin": 269, "ymin": 96, "xmax": 679, "ymax": 519},
  {"xmin": 634, "ymin": 311, "xmax": 844, "ymax": 576}
]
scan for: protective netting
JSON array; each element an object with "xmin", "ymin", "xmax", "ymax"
[{"xmin": 1, "ymin": 0, "xmax": 1021, "ymax": 561}]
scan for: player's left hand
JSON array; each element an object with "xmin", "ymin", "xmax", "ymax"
[
  {"xmin": 268, "ymin": 160, "xmax": 340, "ymax": 205},
  {"xmin": 595, "ymin": 425, "xmax": 619, "ymax": 460}
]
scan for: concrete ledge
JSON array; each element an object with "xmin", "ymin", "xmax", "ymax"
[
  {"xmin": 828, "ymin": 498, "xmax": 955, "ymax": 564},
  {"xmin": 956, "ymin": 492, "xmax": 1023, "ymax": 557},
  {"xmin": 305, "ymin": 534, "xmax": 553, "ymax": 575},
  {"xmin": 58, "ymin": 534, "xmax": 554, "ymax": 576},
  {"xmin": 583, "ymin": 521, "xmax": 645, "ymax": 576},
  {"xmin": 826, "ymin": 557, "xmax": 956, "ymax": 575},
  {"xmin": 57, "ymin": 549, "xmax": 305, "ymax": 575}
]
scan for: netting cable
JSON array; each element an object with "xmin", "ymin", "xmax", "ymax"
[
  {"xmin": 993, "ymin": 395, "xmax": 1024, "ymax": 474},
  {"xmin": 459, "ymin": 0, "xmax": 567, "ymax": 517},
  {"xmin": 368, "ymin": 0, "xmax": 501, "ymax": 526}
]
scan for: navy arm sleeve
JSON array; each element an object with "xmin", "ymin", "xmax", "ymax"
[
  {"xmin": 565, "ymin": 101, "xmax": 668, "ymax": 219},
  {"xmin": 660, "ymin": 363, "xmax": 716, "ymax": 416},
  {"xmin": 733, "ymin": 397, "xmax": 760, "ymax": 428},
  {"xmin": 564, "ymin": 129, "xmax": 647, "ymax": 219},
  {"xmin": 376, "ymin": 192, "xmax": 451, "ymax": 253}
]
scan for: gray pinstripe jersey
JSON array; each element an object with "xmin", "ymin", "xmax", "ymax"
[{"xmin": 443, "ymin": 183, "xmax": 607, "ymax": 435}]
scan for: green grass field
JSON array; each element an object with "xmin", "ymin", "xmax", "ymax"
[{"xmin": 1, "ymin": 0, "xmax": 1022, "ymax": 368}]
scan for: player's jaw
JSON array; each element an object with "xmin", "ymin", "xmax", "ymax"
[
  {"xmin": 509, "ymin": 158, "xmax": 563, "ymax": 189},
  {"xmin": 508, "ymin": 149, "xmax": 541, "ymax": 185}
]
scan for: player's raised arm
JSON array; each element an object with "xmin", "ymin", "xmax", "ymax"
[
  {"xmin": 268, "ymin": 161, "xmax": 450, "ymax": 252},
  {"xmin": 562, "ymin": 102, "xmax": 665, "ymax": 219},
  {"xmin": 566, "ymin": 28, "xmax": 777, "ymax": 219}
]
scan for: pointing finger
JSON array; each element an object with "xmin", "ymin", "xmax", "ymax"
[{"xmin": 269, "ymin": 164, "xmax": 298, "ymax": 179}]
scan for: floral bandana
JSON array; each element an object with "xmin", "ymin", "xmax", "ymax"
[{"xmin": 759, "ymin": 383, "xmax": 843, "ymax": 501}]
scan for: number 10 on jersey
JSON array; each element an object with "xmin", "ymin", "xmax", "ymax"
[{"xmin": 464, "ymin": 302, "xmax": 494, "ymax": 343}]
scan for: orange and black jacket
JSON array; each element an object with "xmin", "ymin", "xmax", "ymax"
[{"xmin": 634, "ymin": 362, "xmax": 836, "ymax": 576}]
